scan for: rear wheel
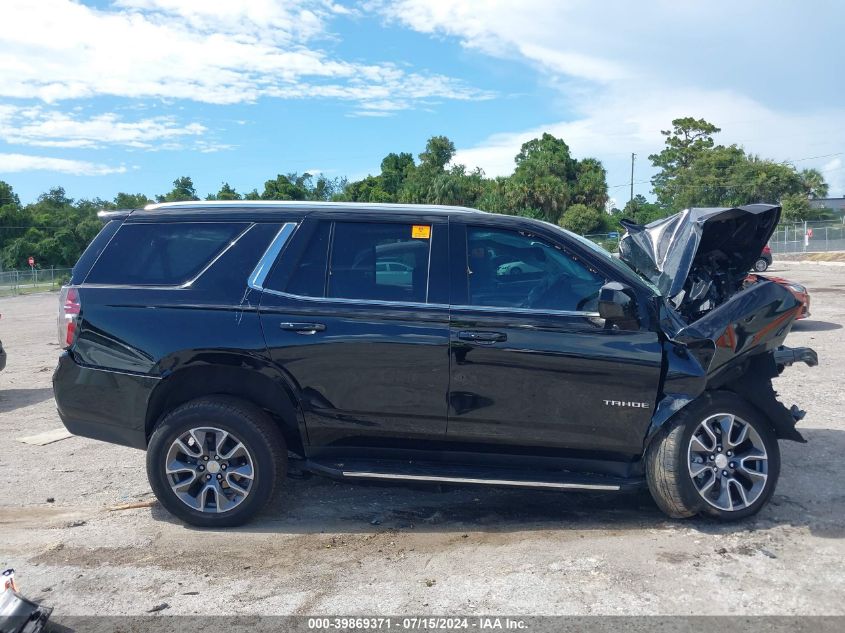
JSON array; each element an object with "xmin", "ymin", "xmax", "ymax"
[
  {"xmin": 646, "ymin": 392, "xmax": 780, "ymax": 521},
  {"xmin": 147, "ymin": 396, "xmax": 286, "ymax": 527},
  {"xmin": 753, "ymin": 258, "xmax": 769, "ymax": 272}
]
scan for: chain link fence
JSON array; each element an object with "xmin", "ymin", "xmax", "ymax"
[
  {"xmin": 586, "ymin": 220, "xmax": 845, "ymax": 256},
  {"xmin": 769, "ymin": 221, "xmax": 845, "ymax": 254},
  {"xmin": 0, "ymin": 268, "xmax": 72, "ymax": 297}
]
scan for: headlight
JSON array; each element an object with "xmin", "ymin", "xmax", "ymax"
[{"xmin": 787, "ymin": 283, "xmax": 806, "ymax": 294}]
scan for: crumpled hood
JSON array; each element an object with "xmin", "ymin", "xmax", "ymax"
[{"xmin": 618, "ymin": 204, "xmax": 781, "ymax": 310}]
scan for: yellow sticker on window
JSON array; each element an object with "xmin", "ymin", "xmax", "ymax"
[{"xmin": 411, "ymin": 225, "xmax": 431, "ymax": 239}]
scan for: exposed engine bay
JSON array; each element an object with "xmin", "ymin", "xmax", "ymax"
[{"xmin": 618, "ymin": 204, "xmax": 780, "ymax": 322}]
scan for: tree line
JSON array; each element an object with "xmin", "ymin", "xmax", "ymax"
[{"xmin": 0, "ymin": 117, "xmax": 833, "ymax": 269}]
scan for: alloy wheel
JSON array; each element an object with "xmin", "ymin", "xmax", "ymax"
[
  {"xmin": 687, "ymin": 413, "xmax": 768, "ymax": 512},
  {"xmin": 164, "ymin": 427, "xmax": 255, "ymax": 513}
]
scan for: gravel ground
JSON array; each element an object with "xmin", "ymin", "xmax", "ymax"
[{"xmin": 0, "ymin": 261, "xmax": 843, "ymax": 617}]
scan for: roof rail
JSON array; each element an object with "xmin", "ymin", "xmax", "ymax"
[{"xmin": 142, "ymin": 200, "xmax": 484, "ymax": 214}]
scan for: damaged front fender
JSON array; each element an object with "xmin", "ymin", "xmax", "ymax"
[{"xmin": 647, "ymin": 278, "xmax": 814, "ymax": 445}]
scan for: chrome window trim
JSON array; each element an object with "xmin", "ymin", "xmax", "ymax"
[
  {"xmin": 180, "ymin": 223, "xmax": 255, "ymax": 288},
  {"xmin": 247, "ymin": 222, "xmax": 298, "ymax": 291},
  {"xmin": 451, "ymin": 304, "xmax": 599, "ymax": 318},
  {"xmin": 259, "ymin": 286, "xmax": 597, "ymax": 318}
]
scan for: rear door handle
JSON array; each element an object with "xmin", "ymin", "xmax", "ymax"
[
  {"xmin": 279, "ymin": 322, "xmax": 326, "ymax": 334},
  {"xmin": 457, "ymin": 330, "xmax": 507, "ymax": 343}
]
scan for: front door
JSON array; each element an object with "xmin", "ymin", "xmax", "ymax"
[
  {"xmin": 258, "ymin": 215, "xmax": 450, "ymax": 452},
  {"xmin": 447, "ymin": 222, "xmax": 663, "ymax": 458}
]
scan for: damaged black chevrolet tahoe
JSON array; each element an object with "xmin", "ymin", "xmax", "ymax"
[{"xmin": 52, "ymin": 201, "xmax": 817, "ymax": 527}]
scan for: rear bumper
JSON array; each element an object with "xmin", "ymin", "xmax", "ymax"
[{"xmin": 52, "ymin": 352, "xmax": 158, "ymax": 450}]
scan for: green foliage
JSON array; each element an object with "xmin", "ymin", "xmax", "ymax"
[
  {"xmin": 649, "ymin": 117, "xmax": 721, "ymax": 208},
  {"xmin": 649, "ymin": 117, "xmax": 828, "ymax": 215},
  {"xmin": 418, "ymin": 136, "xmax": 456, "ymax": 172},
  {"xmin": 622, "ymin": 194, "xmax": 666, "ymax": 225},
  {"xmin": 379, "ymin": 152, "xmax": 415, "ymax": 197},
  {"xmin": 0, "ymin": 181, "xmax": 21, "ymax": 208},
  {"xmin": 156, "ymin": 176, "xmax": 198, "ymax": 203},
  {"xmin": 781, "ymin": 193, "xmax": 812, "ymax": 221},
  {"xmin": 207, "ymin": 183, "xmax": 241, "ymax": 201},
  {"xmin": 798, "ymin": 168, "xmax": 829, "ymax": 199},
  {"xmin": 340, "ymin": 175, "xmax": 392, "ymax": 203},
  {"xmin": 261, "ymin": 173, "xmax": 343, "ymax": 202},
  {"xmin": 558, "ymin": 204, "xmax": 606, "ymax": 235},
  {"xmin": 0, "ymin": 183, "xmax": 104, "ymax": 269},
  {"xmin": 497, "ymin": 133, "xmax": 610, "ymax": 225},
  {"xmin": 114, "ymin": 192, "xmax": 152, "ymax": 209}
]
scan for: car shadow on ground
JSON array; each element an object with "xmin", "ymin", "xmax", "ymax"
[
  {"xmin": 791, "ymin": 320, "xmax": 842, "ymax": 332},
  {"xmin": 0, "ymin": 387, "xmax": 55, "ymax": 414},
  {"xmin": 150, "ymin": 429, "xmax": 845, "ymax": 540}
]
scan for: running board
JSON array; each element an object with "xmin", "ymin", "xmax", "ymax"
[{"xmin": 304, "ymin": 459, "xmax": 642, "ymax": 492}]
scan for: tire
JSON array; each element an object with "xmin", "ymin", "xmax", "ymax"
[
  {"xmin": 645, "ymin": 391, "xmax": 780, "ymax": 521},
  {"xmin": 753, "ymin": 258, "xmax": 769, "ymax": 272},
  {"xmin": 146, "ymin": 396, "xmax": 286, "ymax": 527}
]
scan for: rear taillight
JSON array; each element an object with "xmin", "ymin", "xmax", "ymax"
[{"xmin": 58, "ymin": 286, "xmax": 81, "ymax": 348}]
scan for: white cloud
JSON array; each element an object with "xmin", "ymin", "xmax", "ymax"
[
  {"xmin": 0, "ymin": 153, "xmax": 126, "ymax": 175},
  {"xmin": 0, "ymin": 0, "xmax": 487, "ymax": 111},
  {"xmin": 454, "ymin": 87, "xmax": 845, "ymax": 198},
  {"xmin": 371, "ymin": 0, "xmax": 631, "ymax": 83},
  {"xmin": 373, "ymin": 0, "xmax": 845, "ymax": 199},
  {"xmin": 0, "ymin": 106, "xmax": 210, "ymax": 150},
  {"xmin": 822, "ymin": 158, "xmax": 844, "ymax": 198}
]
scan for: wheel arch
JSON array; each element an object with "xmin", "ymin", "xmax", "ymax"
[
  {"xmin": 644, "ymin": 381, "xmax": 804, "ymax": 456},
  {"xmin": 145, "ymin": 362, "xmax": 307, "ymax": 454}
]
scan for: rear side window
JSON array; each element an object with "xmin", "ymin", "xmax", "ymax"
[
  {"xmin": 70, "ymin": 219, "xmax": 121, "ymax": 285},
  {"xmin": 86, "ymin": 222, "xmax": 247, "ymax": 286},
  {"xmin": 328, "ymin": 222, "xmax": 431, "ymax": 303}
]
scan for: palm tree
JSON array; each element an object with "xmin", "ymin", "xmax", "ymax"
[{"xmin": 799, "ymin": 168, "xmax": 829, "ymax": 200}]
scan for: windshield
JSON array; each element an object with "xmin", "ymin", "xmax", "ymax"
[{"xmin": 544, "ymin": 222, "xmax": 663, "ymax": 296}]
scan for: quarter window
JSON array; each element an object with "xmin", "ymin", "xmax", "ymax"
[
  {"xmin": 86, "ymin": 222, "xmax": 247, "ymax": 286},
  {"xmin": 328, "ymin": 222, "xmax": 431, "ymax": 303},
  {"xmin": 465, "ymin": 226, "xmax": 605, "ymax": 312}
]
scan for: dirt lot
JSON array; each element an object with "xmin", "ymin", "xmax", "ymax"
[{"xmin": 1, "ymin": 261, "xmax": 843, "ymax": 617}]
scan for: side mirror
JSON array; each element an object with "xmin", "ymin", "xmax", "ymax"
[{"xmin": 598, "ymin": 281, "xmax": 639, "ymax": 329}]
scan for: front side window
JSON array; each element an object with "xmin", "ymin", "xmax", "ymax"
[
  {"xmin": 466, "ymin": 226, "xmax": 605, "ymax": 312},
  {"xmin": 328, "ymin": 222, "xmax": 431, "ymax": 303}
]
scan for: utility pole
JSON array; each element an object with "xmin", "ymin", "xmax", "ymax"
[{"xmin": 630, "ymin": 153, "xmax": 636, "ymax": 221}]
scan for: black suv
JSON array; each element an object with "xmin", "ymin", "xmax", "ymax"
[{"xmin": 53, "ymin": 202, "xmax": 816, "ymax": 527}]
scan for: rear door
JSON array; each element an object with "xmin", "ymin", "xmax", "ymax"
[
  {"xmin": 447, "ymin": 220, "xmax": 663, "ymax": 458},
  {"xmin": 257, "ymin": 213, "xmax": 451, "ymax": 453}
]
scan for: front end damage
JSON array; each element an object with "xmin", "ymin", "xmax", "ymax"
[{"xmin": 619, "ymin": 204, "xmax": 818, "ymax": 442}]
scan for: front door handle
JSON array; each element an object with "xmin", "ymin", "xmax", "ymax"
[
  {"xmin": 457, "ymin": 330, "xmax": 507, "ymax": 343},
  {"xmin": 279, "ymin": 322, "xmax": 326, "ymax": 334}
]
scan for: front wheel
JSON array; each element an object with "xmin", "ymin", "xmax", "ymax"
[
  {"xmin": 645, "ymin": 391, "xmax": 780, "ymax": 521},
  {"xmin": 753, "ymin": 258, "xmax": 769, "ymax": 272},
  {"xmin": 147, "ymin": 396, "xmax": 286, "ymax": 527}
]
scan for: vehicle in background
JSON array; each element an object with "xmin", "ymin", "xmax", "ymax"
[
  {"xmin": 375, "ymin": 261, "xmax": 413, "ymax": 287},
  {"xmin": 747, "ymin": 274, "xmax": 810, "ymax": 319},
  {"xmin": 753, "ymin": 245, "xmax": 773, "ymax": 272}
]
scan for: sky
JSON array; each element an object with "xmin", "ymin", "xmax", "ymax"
[{"xmin": 1, "ymin": 0, "xmax": 843, "ymax": 206}]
